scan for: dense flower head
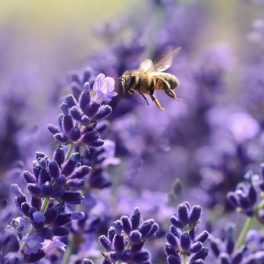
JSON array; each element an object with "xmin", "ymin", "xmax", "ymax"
[
  {"xmin": 226, "ymin": 163, "xmax": 264, "ymax": 224},
  {"xmin": 165, "ymin": 202, "xmax": 209, "ymax": 264},
  {"xmin": 48, "ymin": 73, "xmax": 116, "ymax": 147},
  {"xmin": 99, "ymin": 208, "xmax": 159, "ymax": 263},
  {"xmin": 209, "ymin": 225, "xmax": 244, "ymax": 264},
  {"xmin": 9, "ymin": 149, "xmax": 90, "ymax": 261}
]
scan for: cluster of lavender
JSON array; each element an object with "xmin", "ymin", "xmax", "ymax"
[
  {"xmin": 227, "ymin": 164, "xmax": 264, "ymax": 222},
  {"xmin": 165, "ymin": 203, "xmax": 209, "ymax": 264},
  {"xmin": 0, "ymin": 73, "xmax": 117, "ymax": 263},
  {"xmin": 99, "ymin": 208, "xmax": 159, "ymax": 263}
]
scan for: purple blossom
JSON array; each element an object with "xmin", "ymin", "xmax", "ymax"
[{"xmin": 91, "ymin": 73, "xmax": 117, "ymax": 104}]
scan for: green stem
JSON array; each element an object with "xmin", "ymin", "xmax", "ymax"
[
  {"xmin": 182, "ymin": 255, "xmax": 188, "ymax": 264},
  {"xmin": 65, "ymin": 143, "xmax": 75, "ymax": 161},
  {"xmin": 40, "ymin": 197, "xmax": 49, "ymax": 212},
  {"xmin": 236, "ymin": 216, "xmax": 255, "ymax": 249},
  {"xmin": 62, "ymin": 241, "xmax": 74, "ymax": 264}
]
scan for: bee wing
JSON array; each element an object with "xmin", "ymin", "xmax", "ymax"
[
  {"xmin": 152, "ymin": 47, "xmax": 181, "ymax": 72},
  {"xmin": 138, "ymin": 59, "xmax": 153, "ymax": 72}
]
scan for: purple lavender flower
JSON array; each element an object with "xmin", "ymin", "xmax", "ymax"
[
  {"xmin": 48, "ymin": 74, "xmax": 116, "ymax": 147},
  {"xmin": 8, "ymin": 149, "xmax": 89, "ymax": 261},
  {"xmin": 92, "ymin": 73, "xmax": 117, "ymax": 104},
  {"xmin": 226, "ymin": 163, "xmax": 264, "ymax": 224},
  {"xmin": 210, "ymin": 225, "xmax": 244, "ymax": 264},
  {"xmin": 165, "ymin": 202, "xmax": 209, "ymax": 264},
  {"xmin": 99, "ymin": 208, "xmax": 159, "ymax": 263}
]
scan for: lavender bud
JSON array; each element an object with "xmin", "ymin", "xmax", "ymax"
[
  {"xmin": 147, "ymin": 222, "xmax": 159, "ymax": 238},
  {"xmin": 180, "ymin": 233, "xmax": 191, "ymax": 251},
  {"xmin": 113, "ymin": 234, "xmax": 125, "ymax": 252},
  {"xmin": 54, "ymin": 214, "xmax": 71, "ymax": 226},
  {"xmin": 220, "ymin": 253, "xmax": 230, "ymax": 264},
  {"xmin": 69, "ymin": 127, "xmax": 81, "ymax": 141},
  {"xmin": 232, "ymin": 251, "xmax": 243, "ymax": 263},
  {"xmin": 66, "ymin": 178, "xmax": 85, "ymax": 188},
  {"xmin": 54, "ymin": 133, "xmax": 69, "ymax": 143},
  {"xmin": 61, "ymin": 191, "xmax": 83, "ymax": 204},
  {"xmin": 99, "ymin": 235, "xmax": 112, "ymax": 251},
  {"xmin": 139, "ymin": 219, "xmax": 154, "ymax": 238},
  {"xmin": 90, "ymin": 139, "xmax": 104, "ymax": 147},
  {"xmin": 44, "ymin": 208, "xmax": 57, "ymax": 223},
  {"xmin": 210, "ymin": 238, "xmax": 220, "ymax": 257},
  {"xmin": 27, "ymin": 184, "xmax": 41, "ymax": 195},
  {"xmin": 48, "ymin": 161, "xmax": 60, "ymax": 178},
  {"xmin": 94, "ymin": 105, "xmax": 112, "ymax": 120},
  {"xmin": 69, "ymin": 106, "xmax": 83, "ymax": 121},
  {"xmin": 23, "ymin": 171, "xmax": 36, "ymax": 183},
  {"xmin": 108, "ymin": 226, "xmax": 116, "ymax": 242},
  {"xmin": 61, "ymin": 158, "xmax": 76, "ymax": 176},
  {"xmin": 178, "ymin": 204, "xmax": 189, "ymax": 225},
  {"xmin": 65, "ymin": 94, "xmax": 77, "ymax": 107},
  {"xmin": 170, "ymin": 216, "xmax": 183, "ymax": 229},
  {"xmin": 165, "ymin": 244, "xmax": 176, "ymax": 256},
  {"xmin": 79, "ymin": 91, "xmax": 91, "ymax": 111},
  {"xmin": 70, "ymin": 165, "xmax": 91, "ymax": 179},
  {"xmin": 82, "ymin": 131, "xmax": 100, "ymax": 144},
  {"xmin": 53, "ymin": 147, "xmax": 65, "ymax": 166},
  {"xmin": 121, "ymin": 216, "xmax": 132, "ymax": 234},
  {"xmin": 41, "ymin": 182, "xmax": 52, "ymax": 196},
  {"xmin": 190, "ymin": 242, "xmax": 203, "ymax": 253},
  {"xmin": 71, "ymin": 211, "xmax": 85, "ymax": 220},
  {"xmin": 52, "ymin": 226, "xmax": 69, "ymax": 236},
  {"xmin": 166, "ymin": 233, "xmax": 178, "ymax": 248},
  {"xmin": 32, "ymin": 211, "xmax": 46, "ymax": 224},
  {"xmin": 113, "ymin": 220, "xmax": 123, "ymax": 235},
  {"xmin": 195, "ymin": 231, "xmax": 209, "ymax": 243},
  {"xmin": 55, "ymin": 176, "xmax": 67, "ymax": 186},
  {"xmin": 85, "ymin": 102, "xmax": 100, "ymax": 117},
  {"xmin": 48, "ymin": 124, "xmax": 60, "ymax": 134},
  {"xmin": 131, "ymin": 251, "xmax": 149, "ymax": 262},
  {"xmin": 131, "ymin": 208, "xmax": 141, "ymax": 229},
  {"xmin": 248, "ymin": 185, "xmax": 257, "ymax": 205},
  {"xmin": 60, "ymin": 102, "xmax": 69, "ymax": 115},
  {"xmin": 81, "ymin": 115, "xmax": 90, "ymax": 126},
  {"xmin": 129, "ymin": 230, "xmax": 142, "ymax": 244},
  {"xmin": 63, "ymin": 115, "xmax": 74, "ymax": 135},
  {"xmin": 226, "ymin": 238, "xmax": 234, "ymax": 255},
  {"xmin": 21, "ymin": 202, "xmax": 31, "ymax": 216},
  {"xmin": 190, "ymin": 247, "xmax": 208, "ymax": 260},
  {"xmin": 189, "ymin": 205, "xmax": 202, "ymax": 225}
]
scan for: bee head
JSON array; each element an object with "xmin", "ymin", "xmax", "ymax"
[{"xmin": 121, "ymin": 71, "xmax": 136, "ymax": 94}]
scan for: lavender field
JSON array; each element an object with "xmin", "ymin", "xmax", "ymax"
[{"xmin": 1, "ymin": 0, "xmax": 264, "ymax": 263}]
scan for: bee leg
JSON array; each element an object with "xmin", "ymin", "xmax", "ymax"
[
  {"xmin": 157, "ymin": 78, "xmax": 178, "ymax": 100},
  {"xmin": 138, "ymin": 91, "xmax": 149, "ymax": 105},
  {"xmin": 150, "ymin": 88, "xmax": 165, "ymax": 110}
]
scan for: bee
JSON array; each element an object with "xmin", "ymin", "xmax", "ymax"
[{"xmin": 121, "ymin": 47, "xmax": 181, "ymax": 110}]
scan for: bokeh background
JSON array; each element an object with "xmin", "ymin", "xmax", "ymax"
[{"xmin": 1, "ymin": 1, "xmax": 264, "ymax": 262}]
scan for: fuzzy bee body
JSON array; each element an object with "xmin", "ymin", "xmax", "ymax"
[{"xmin": 121, "ymin": 48, "xmax": 181, "ymax": 110}]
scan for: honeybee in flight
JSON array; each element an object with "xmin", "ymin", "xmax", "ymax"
[{"xmin": 121, "ymin": 47, "xmax": 181, "ymax": 110}]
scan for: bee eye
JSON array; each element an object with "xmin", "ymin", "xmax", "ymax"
[{"xmin": 127, "ymin": 76, "xmax": 136, "ymax": 87}]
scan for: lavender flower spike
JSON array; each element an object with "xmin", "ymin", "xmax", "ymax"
[{"xmin": 165, "ymin": 202, "xmax": 209, "ymax": 264}]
